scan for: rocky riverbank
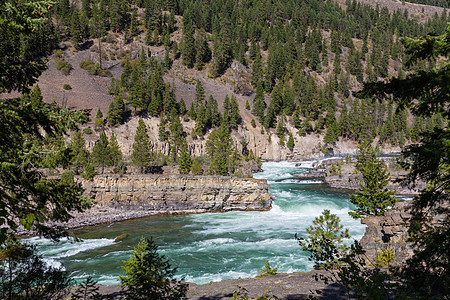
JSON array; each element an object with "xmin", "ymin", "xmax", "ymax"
[
  {"xmin": 66, "ymin": 270, "xmax": 345, "ymax": 300},
  {"xmin": 51, "ymin": 174, "xmax": 273, "ymax": 230},
  {"xmin": 294, "ymin": 158, "xmax": 424, "ymax": 195}
]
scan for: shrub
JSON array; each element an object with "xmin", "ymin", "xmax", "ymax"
[
  {"xmin": 63, "ymin": 84, "xmax": 72, "ymax": 90},
  {"xmin": 56, "ymin": 58, "xmax": 73, "ymax": 76},
  {"xmin": 251, "ymin": 119, "xmax": 256, "ymax": 128},
  {"xmin": 257, "ymin": 260, "xmax": 278, "ymax": 277},
  {"xmin": 102, "ymin": 33, "xmax": 117, "ymax": 44},
  {"xmin": 82, "ymin": 163, "xmax": 96, "ymax": 180},
  {"xmin": 70, "ymin": 276, "xmax": 100, "ymax": 300},
  {"xmin": 79, "ymin": 60, "xmax": 112, "ymax": 77},
  {"xmin": 83, "ymin": 127, "xmax": 93, "ymax": 135},
  {"xmin": 120, "ymin": 237, "xmax": 187, "ymax": 299}
]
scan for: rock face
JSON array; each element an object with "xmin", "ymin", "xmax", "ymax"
[
  {"xmin": 70, "ymin": 175, "xmax": 272, "ymax": 228},
  {"xmin": 359, "ymin": 201, "xmax": 414, "ymax": 265}
]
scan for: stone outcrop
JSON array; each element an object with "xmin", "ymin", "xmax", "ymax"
[
  {"xmin": 58, "ymin": 175, "xmax": 272, "ymax": 229},
  {"xmin": 81, "ymin": 174, "xmax": 272, "ymax": 212},
  {"xmin": 359, "ymin": 201, "xmax": 414, "ymax": 265}
]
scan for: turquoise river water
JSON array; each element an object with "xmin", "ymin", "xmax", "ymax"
[{"xmin": 29, "ymin": 161, "xmax": 366, "ymax": 285}]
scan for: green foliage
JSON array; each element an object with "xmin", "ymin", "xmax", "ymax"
[
  {"xmin": 79, "ymin": 60, "xmax": 112, "ymax": 77},
  {"xmin": 329, "ymin": 162, "xmax": 342, "ymax": 176},
  {"xmin": 71, "ymin": 276, "xmax": 101, "ymax": 300},
  {"xmin": 245, "ymin": 99, "xmax": 250, "ymax": 110},
  {"xmin": 297, "ymin": 209, "xmax": 350, "ymax": 269},
  {"xmin": 0, "ymin": 93, "xmax": 91, "ymax": 241},
  {"xmin": 287, "ymin": 132, "xmax": 295, "ymax": 150},
  {"xmin": 69, "ymin": 131, "xmax": 89, "ymax": 172},
  {"xmin": 62, "ymin": 83, "xmax": 72, "ymax": 91},
  {"xmin": 83, "ymin": 127, "xmax": 92, "ymax": 135},
  {"xmin": 94, "ymin": 108, "xmax": 104, "ymax": 128},
  {"xmin": 0, "ymin": 237, "xmax": 72, "ymax": 299},
  {"xmin": 376, "ymin": 248, "xmax": 395, "ymax": 268},
  {"xmin": 132, "ymin": 119, "xmax": 153, "ymax": 170},
  {"xmin": 109, "ymin": 131, "xmax": 123, "ymax": 167},
  {"xmin": 178, "ymin": 148, "xmax": 192, "ymax": 174},
  {"xmin": 181, "ymin": 15, "xmax": 195, "ymax": 68},
  {"xmin": 300, "ymin": 213, "xmax": 394, "ymax": 299},
  {"xmin": 349, "ymin": 143, "xmax": 397, "ymax": 219},
  {"xmin": 206, "ymin": 122, "xmax": 233, "ymax": 175},
  {"xmin": 82, "ymin": 162, "xmax": 97, "ymax": 181},
  {"xmin": 107, "ymin": 94, "xmax": 125, "ymax": 126},
  {"xmin": 191, "ymin": 158, "xmax": 203, "ymax": 175},
  {"xmin": 91, "ymin": 132, "xmax": 111, "ymax": 170},
  {"xmin": 120, "ymin": 237, "xmax": 187, "ymax": 300},
  {"xmin": 257, "ymin": 260, "xmax": 278, "ymax": 277},
  {"xmin": 56, "ymin": 58, "xmax": 73, "ymax": 76},
  {"xmin": 0, "ymin": 0, "xmax": 57, "ymax": 93},
  {"xmin": 359, "ymin": 24, "xmax": 450, "ymax": 296}
]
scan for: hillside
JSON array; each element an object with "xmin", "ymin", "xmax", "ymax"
[{"xmin": 17, "ymin": 0, "xmax": 449, "ymax": 167}]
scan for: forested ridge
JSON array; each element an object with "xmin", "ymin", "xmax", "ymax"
[
  {"xmin": 1, "ymin": 0, "xmax": 449, "ymax": 298},
  {"xmin": 45, "ymin": 0, "xmax": 448, "ymax": 153}
]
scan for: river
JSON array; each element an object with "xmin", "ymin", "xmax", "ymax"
[{"xmin": 29, "ymin": 161, "xmax": 366, "ymax": 285}]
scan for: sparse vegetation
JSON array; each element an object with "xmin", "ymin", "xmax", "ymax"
[
  {"xmin": 56, "ymin": 56, "xmax": 73, "ymax": 76},
  {"xmin": 79, "ymin": 60, "xmax": 112, "ymax": 77},
  {"xmin": 257, "ymin": 260, "xmax": 278, "ymax": 277}
]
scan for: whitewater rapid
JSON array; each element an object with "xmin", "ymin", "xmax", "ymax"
[{"xmin": 30, "ymin": 161, "xmax": 366, "ymax": 285}]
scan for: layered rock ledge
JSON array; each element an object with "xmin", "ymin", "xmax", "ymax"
[{"xmin": 57, "ymin": 175, "xmax": 272, "ymax": 229}]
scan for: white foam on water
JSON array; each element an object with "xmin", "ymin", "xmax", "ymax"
[
  {"xmin": 295, "ymin": 179, "xmax": 324, "ymax": 184},
  {"xmin": 31, "ymin": 160, "xmax": 367, "ymax": 286},
  {"xmin": 31, "ymin": 238, "xmax": 116, "ymax": 259},
  {"xmin": 181, "ymin": 270, "xmax": 258, "ymax": 285}
]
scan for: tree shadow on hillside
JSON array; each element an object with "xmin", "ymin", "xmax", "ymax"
[
  {"xmin": 192, "ymin": 293, "xmax": 234, "ymax": 300},
  {"xmin": 285, "ymin": 282, "xmax": 347, "ymax": 299}
]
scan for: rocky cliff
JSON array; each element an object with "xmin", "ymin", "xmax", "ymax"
[
  {"xmin": 62, "ymin": 175, "xmax": 272, "ymax": 229},
  {"xmin": 359, "ymin": 201, "xmax": 414, "ymax": 266}
]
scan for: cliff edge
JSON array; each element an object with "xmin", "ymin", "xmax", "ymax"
[{"xmin": 58, "ymin": 175, "xmax": 272, "ymax": 229}]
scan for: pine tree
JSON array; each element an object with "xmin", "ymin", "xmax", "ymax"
[
  {"xmin": 251, "ymin": 53, "xmax": 264, "ymax": 87},
  {"xmin": 158, "ymin": 115, "xmax": 169, "ymax": 142},
  {"xmin": 277, "ymin": 118, "xmax": 285, "ymax": 146},
  {"xmin": 181, "ymin": 14, "xmax": 195, "ymax": 68},
  {"xmin": 91, "ymin": 132, "xmax": 111, "ymax": 171},
  {"xmin": 107, "ymin": 94, "xmax": 125, "ymax": 126},
  {"xmin": 130, "ymin": 8, "xmax": 138, "ymax": 36},
  {"xmin": 287, "ymin": 132, "xmax": 295, "ymax": 151},
  {"xmin": 245, "ymin": 99, "xmax": 250, "ymax": 110},
  {"xmin": 120, "ymin": 237, "xmax": 187, "ymax": 299},
  {"xmin": 191, "ymin": 158, "xmax": 203, "ymax": 175},
  {"xmin": 71, "ymin": 276, "xmax": 100, "ymax": 300},
  {"xmin": 178, "ymin": 147, "xmax": 192, "ymax": 174},
  {"xmin": 109, "ymin": 131, "xmax": 123, "ymax": 167},
  {"xmin": 69, "ymin": 131, "xmax": 89, "ymax": 173},
  {"xmin": 132, "ymin": 119, "xmax": 152, "ymax": 171},
  {"xmin": 252, "ymin": 81, "xmax": 266, "ymax": 122},
  {"xmin": 229, "ymin": 95, "xmax": 241, "ymax": 128},
  {"xmin": 168, "ymin": 109, "xmax": 185, "ymax": 162},
  {"xmin": 194, "ymin": 30, "xmax": 211, "ymax": 70},
  {"xmin": 70, "ymin": 11, "xmax": 83, "ymax": 47},
  {"xmin": 349, "ymin": 143, "xmax": 397, "ymax": 219},
  {"xmin": 207, "ymin": 122, "xmax": 232, "ymax": 175},
  {"xmin": 324, "ymin": 120, "xmax": 339, "ymax": 144},
  {"xmin": 298, "ymin": 209, "xmax": 350, "ymax": 268},
  {"xmin": 94, "ymin": 108, "xmax": 104, "ymax": 129},
  {"xmin": 178, "ymin": 98, "xmax": 187, "ymax": 115},
  {"xmin": 205, "ymin": 95, "xmax": 221, "ymax": 128}
]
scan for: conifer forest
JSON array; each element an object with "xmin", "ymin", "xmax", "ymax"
[{"xmin": 0, "ymin": 0, "xmax": 449, "ymax": 298}]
